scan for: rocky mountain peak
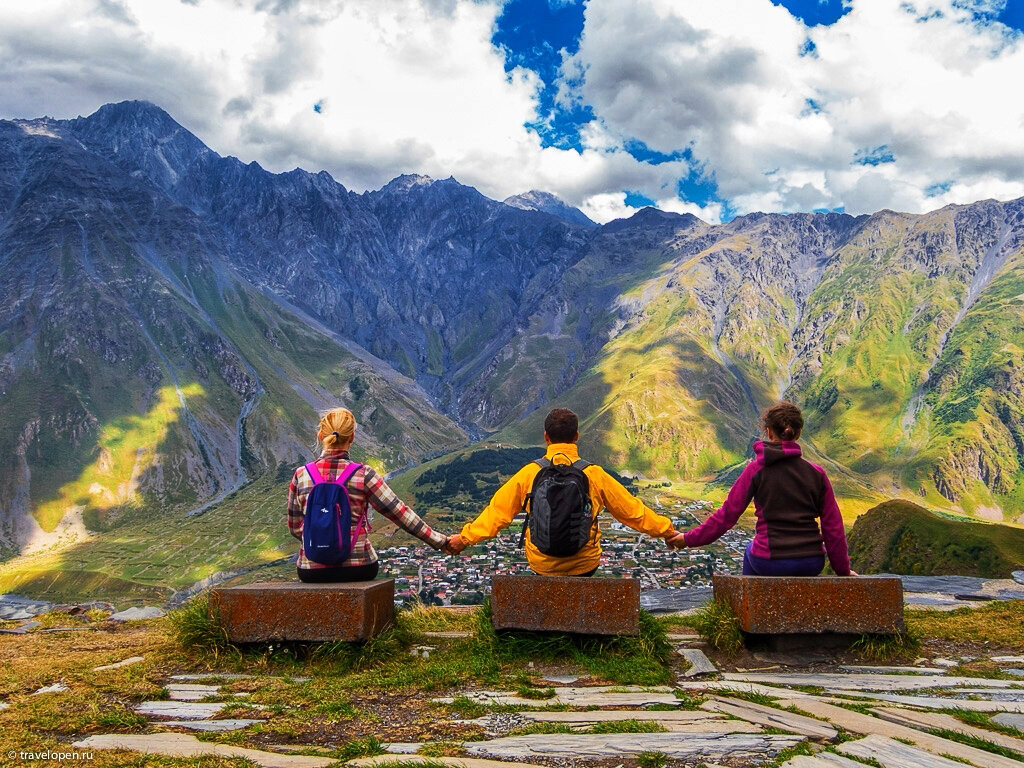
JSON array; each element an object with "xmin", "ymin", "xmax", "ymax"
[{"xmin": 503, "ymin": 190, "xmax": 597, "ymax": 228}]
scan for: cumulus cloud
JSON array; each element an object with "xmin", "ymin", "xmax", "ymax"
[
  {"xmin": 562, "ymin": 0, "xmax": 1024, "ymax": 215},
  {"xmin": 0, "ymin": 0, "xmax": 693, "ymax": 222}
]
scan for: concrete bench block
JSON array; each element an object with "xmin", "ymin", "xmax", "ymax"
[
  {"xmin": 491, "ymin": 574, "xmax": 640, "ymax": 635},
  {"xmin": 713, "ymin": 574, "xmax": 904, "ymax": 635},
  {"xmin": 210, "ymin": 580, "xmax": 394, "ymax": 643}
]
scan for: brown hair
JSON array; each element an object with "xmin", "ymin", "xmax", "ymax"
[
  {"xmin": 761, "ymin": 401, "xmax": 803, "ymax": 442},
  {"xmin": 544, "ymin": 407, "xmax": 579, "ymax": 443},
  {"xmin": 318, "ymin": 407, "xmax": 356, "ymax": 454}
]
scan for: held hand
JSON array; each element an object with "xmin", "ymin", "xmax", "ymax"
[
  {"xmin": 443, "ymin": 534, "xmax": 467, "ymax": 556},
  {"xmin": 665, "ymin": 531, "xmax": 688, "ymax": 550}
]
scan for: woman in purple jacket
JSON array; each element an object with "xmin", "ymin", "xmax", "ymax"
[{"xmin": 669, "ymin": 402, "xmax": 856, "ymax": 577}]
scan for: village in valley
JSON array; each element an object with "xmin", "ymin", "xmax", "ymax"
[{"xmin": 378, "ymin": 499, "xmax": 751, "ymax": 606}]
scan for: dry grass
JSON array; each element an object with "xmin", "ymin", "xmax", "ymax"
[{"xmin": 906, "ymin": 600, "xmax": 1024, "ymax": 648}]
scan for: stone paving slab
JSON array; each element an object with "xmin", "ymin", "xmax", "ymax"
[
  {"xmin": 32, "ymin": 683, "xmax": 68, "ymax": 695},
  {"xmin": 465, "ymin": 710, "xmax": 764, "ymax": 734},
  {"xmin": 781, "ymin": 754, "xmax": 868, "ymax": 768},
  {"xmin": 109, "ymin": 606, "xmax": 166, "ymax": 621},
  {"xmin": 836, "ymin": 734, "xmax": 978, "ymax": 768},
  {"xmin": 438, "ymin": 685, "xmax": 683, "ymax": 708},
  {"xmin": 839, "ymin": 665, "xmax": 946, "ymax": 675},
  {"xmin": 158, "ymin": 719, "xmax": 266, "ymax": 732},
  {"xmin": 680, "ymin": 648, "xmax": 718, "ymax": 677},
  {"xmin": 136, "ymin": 701, "xmax": 227, "ymax": 719},
  {"xmin": 783, "ymin": 698, "xmax": 1024, "ymax": 768},
  {"xmin": 93, "ymin": 656, "xmax": 145, "ymax": 672},
  {"xmin": 994, "ymin": 713, "xmax": 1024, "ymax": 730},
  {"xmin": 994, "ymin": 656, "xmax": 1024, "ymax": 664},
  {"xmin": 701, "ymin": 696, "xmax": 837, "ymax": 740},
  {"xmin": 73, "ymin": 733, "xmax": 334, "ymax": 768},
  {"xmin": 822, "ymin": 690, "xmax": 1024, "ymax": 712},
  {"xmin": 873, "ymin": 706, "xmax": 1024, "ymax": 754},
  {"xmin": 724, "ymin": 671, "xmax": 1016, "ymax": 690},
  {"xmin": 681, "ymin": 680, "xmax": 818, "ymax": 699},
  {"xmin": 463, "ymin": 732, "xmax": 804, "ymax": 761},
  {"xmin": 348, "ymin": 756, "xmax": 551, "ymax": 768},
  {"xmin": 512, "ymin": 710, "xmax": 734, "ymax": 723}
]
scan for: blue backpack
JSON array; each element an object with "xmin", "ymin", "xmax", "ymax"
[{"xmin": 302, "ymin": 461, "xmax": 365, "ymax": 566}]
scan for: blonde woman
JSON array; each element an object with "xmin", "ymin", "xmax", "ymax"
[{"xmin": 286, "ymin": 407, "xmax": 450, "ymax": 582}]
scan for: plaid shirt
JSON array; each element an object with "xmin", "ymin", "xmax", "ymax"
[{"xmin": 287, "ymin": 450, "xmax": 447, "ymax": 569}]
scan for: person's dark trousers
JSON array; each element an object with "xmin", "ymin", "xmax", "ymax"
[
  {"xmin": 297, "ymin": 561, "xmax": 380, "ymax": 583},
  {"xmin": 741, "ymin": 542, "xmax": 824, "ymax": 576},
  {"xmin": 531, "ymin": 567, "xmax": 598, "ymax": 577}
]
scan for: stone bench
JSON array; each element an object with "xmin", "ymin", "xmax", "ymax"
[
  {"xmin": 491, "ymin": 574, "xmax": 640, "ymax": 635},
  {"xmin": 209, "ymin": 580, "xmax": 394, "ymax": 643},
  {"xmin": 713, "ymin": 574, "xmax": 904, "ymax": 643}
]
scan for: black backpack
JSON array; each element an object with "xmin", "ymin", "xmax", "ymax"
[{"xmin": 518, "ymin": 455, "xmax": 595, "ymax": 557}]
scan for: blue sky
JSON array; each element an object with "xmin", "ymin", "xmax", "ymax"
[{"xmin": 2, "ymin": 0, "xmax": 1024, "ymax": 223}]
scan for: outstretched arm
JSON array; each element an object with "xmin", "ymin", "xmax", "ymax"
[
  {"xmin": 457, "ymin": 465, "xmax": 534, "ymax": 550},
  {"xmin": 682, "ymin": 462, "xmax": 759, "ymax": 547},
  {"xmin": 600, "ymin": 470, "xmax": 677, "ymax": 540},
  {"xmin": 364, "ymin": 467, "xmax": 448, "ymax": 550}
]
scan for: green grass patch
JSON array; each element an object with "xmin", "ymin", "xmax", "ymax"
[
  {"xmin": 472, "ymin": 600, "xmax": 674, "ymax": 685},
  {"xmin": 690, "ymin": 597, "xmax": 743, "ymax": 655}
]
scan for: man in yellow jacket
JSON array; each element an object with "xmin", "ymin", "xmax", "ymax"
[{"xmin": 444, "ymin": 408, "xmax": 683, "ymax": 576}]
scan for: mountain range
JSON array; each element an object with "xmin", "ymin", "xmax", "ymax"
[{"xmin": 1, "ymin": 100, "xmax": 1022, "ymax": 563}]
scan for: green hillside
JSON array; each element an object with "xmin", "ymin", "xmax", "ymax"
[{"xmin": 848, "ymin": 498, "xmax": 1024, "ymax": 577}]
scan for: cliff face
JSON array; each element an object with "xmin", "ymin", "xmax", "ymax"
[{"xmin": 2, "ymin": 101, "xmax": 1023, "ymax": 557}]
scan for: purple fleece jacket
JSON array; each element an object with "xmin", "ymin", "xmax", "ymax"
[{"xmin": 683, "ymin": 441, "xmax": 851, "ymax": 575}]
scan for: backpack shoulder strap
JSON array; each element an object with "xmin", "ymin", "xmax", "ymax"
[
  {"xmin": 534, "ymin": 458, "xmax": 551, "ymax": 469},
  {"xmin": 305, "ymin": 462, "xmax": 324, "ymax": 485},
  {"xmin": 572, "ymin": 459, "xmax": 592, "ymax": 471},
  {"xmin": 338, "ymin": 462, "xmax": 362, "ymax": 486}
]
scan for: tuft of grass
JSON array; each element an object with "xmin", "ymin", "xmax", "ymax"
[
  {"xmin": 690, "ymin": 598, "xmax": 743, "ymax": 655},
  {"xmin": 636, "ymin": 751, "xmax": 669, "ymax": 768},
  {"xmin": 588, "ymin": 719, "xmax": 667, "ymax": 734},
  {"xmin": 765, "ymin": 739, "xmax": 814, "ymax": 766},
  {"xmin": 417, "ymin": 741, "xmax": 468, "ymax": 757},
  {"xmin": 927, "ymin": 728, "xmax": 1024, "ymax": 760},
  {"xmin": 510, "ymin": 722, "xmax": 574, "ymax": 736},
  {"xmin": 849, "ymin": 628, "xmax": 922, "ymax": 662},
  {"xmin": 669, "ymin": 692, "xmax": 707, "ymax": 710},
  {"xmin": 333, "ymin": 735, "xmax": 386, "ymax": 760},
  {"xmin": 471, "ymin": 600, "xmax": 674, "ymax": 685},
  {"xmin": 719, "ymin": 689, "xmax": 777, "ymax": 707},
  {"xmin": 515, "ymin": 683, "xmax": 555, "ymax": 700},
  {"xmin": 398, "ymin": 604, "xmax": 477, "ymax": 633},
  {"xmin": 167, "ymin": 593, "xmax": 234, "ymax": 659},
  {"xmin": 947, "ymin": 708, "xmax": 1024, "ymax": 738}
]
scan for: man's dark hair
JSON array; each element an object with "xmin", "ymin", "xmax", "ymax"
[{"xmin": 544, "ymin": 408, "xmax": 578, "ymax": 443}]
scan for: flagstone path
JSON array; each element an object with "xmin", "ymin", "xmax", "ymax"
[{"xmin": 62, "ymin": 650, "xmax": 1024, "ymax": 766}]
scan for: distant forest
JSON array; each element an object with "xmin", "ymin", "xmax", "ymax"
[{"xmin": 413, "ymin": 446, "xmax": 638, "ymax": 506}]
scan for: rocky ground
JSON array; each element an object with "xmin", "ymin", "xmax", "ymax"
[{"xmin": 1, "ymin": 581, "xmax": 1022, "ymax": 768}]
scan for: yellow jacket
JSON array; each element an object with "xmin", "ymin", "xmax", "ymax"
[{"xmin": 459, "ymin": 443, "xmax": 676, "ymax": 576}]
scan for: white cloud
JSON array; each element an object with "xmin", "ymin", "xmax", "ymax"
[
  {"xmin": 562, "ymin": 0, "xmax": 1024, "ymax": 215},
  {"xmin": 0, "ymin": 0, "xmax": 686, "ymax": 223}
]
